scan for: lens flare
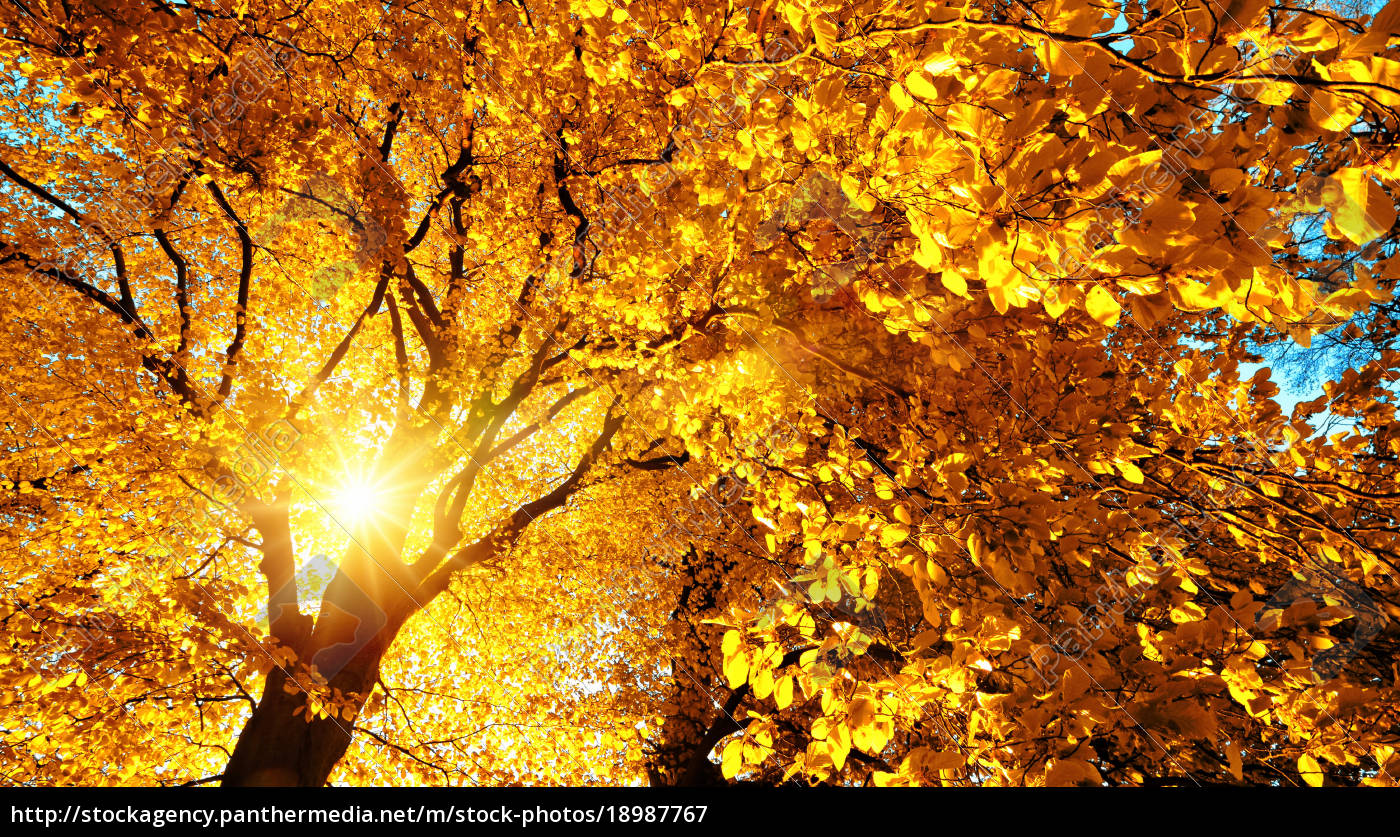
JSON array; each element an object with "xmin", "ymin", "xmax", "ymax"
[{"xmin": 333, "ymin": 477, "xmax": 381, "ymax": 522}]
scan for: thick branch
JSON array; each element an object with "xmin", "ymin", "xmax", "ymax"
[
  {"xmin": 246, "ymin": 498, "xmax": 312, "ymax": 654},
  {"xmin": 153, "ymin": 228, "xmax": 193, "ymax": 357},
  {"xmin": 415, "ymin": 401, "xmax": 625, "ymax": 596},
  {"xmin": 0, "ymin": 154, "xmax": 137, "ymax": 320},
  {"xmin": 0, "ymin": 245, "xmax": 199, "ymax": 405},
  {"xmin": 202, "ymin": 177, "xmax": 254, "ymax": 402}
]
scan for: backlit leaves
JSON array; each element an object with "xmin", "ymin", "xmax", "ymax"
[{"xmin": 1, "ymin": 0, "xmax": 1399, "ymax": 790}]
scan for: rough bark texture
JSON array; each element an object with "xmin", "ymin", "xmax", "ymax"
[
  {"xmin": 222, "ymin": 595, "xmax": 402, "ymax": 787},
  {"xmin": 221, "ymin": 667, "xmax": 365, "ymax": 787},
  {"xmin": 646, "ymin": 545, "xmax": 736, "ymax": 787}
]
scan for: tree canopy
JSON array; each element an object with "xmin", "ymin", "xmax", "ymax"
[{"xmin": 2, "ymin": 0, "xmax": 1400, "ymax": 787}]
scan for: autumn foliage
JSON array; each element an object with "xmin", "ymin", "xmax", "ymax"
[{"xmin": 2, "ymin": 0, "xmax": 1400, "ymax": 787}]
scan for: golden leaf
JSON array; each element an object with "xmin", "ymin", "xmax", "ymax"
[{"xmin": 1085, "ymin": 285, "xmax": 1122, "ymax": 327}]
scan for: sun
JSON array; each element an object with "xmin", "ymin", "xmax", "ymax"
[{"xmin": 333, "ymin": 477, "xmax": 383, "ymax": 522}]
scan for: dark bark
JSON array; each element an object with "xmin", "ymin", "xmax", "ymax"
[
  {"xmin": 221, "ymin": 591, "xmax": 403, "ymax": 787},
  {"xmin": 220, "ymin": 667, "xmax": 364, "ymax": 787},
  {"xmin": 222, "ymin": 560, "xmax": 425, "ymax": 785}
]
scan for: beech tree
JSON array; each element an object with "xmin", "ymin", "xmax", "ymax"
[{"xmin": 2, "ymin": 0, "xmax": 1400, "ymax": 787}]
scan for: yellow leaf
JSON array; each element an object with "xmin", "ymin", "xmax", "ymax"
[
  {"xmin": 774, "ymin": 675, "xmax": 794, "ymax": 710},
  {"xmin": 722, "ymin": 630, "xmax": 741, "ymax": 658},
  {"xmin": 1298, "ymin": 753, "xmax": 1324, "ymax": 787},
  {"xmin": 852, "ymin": 717, "xmax": 891, "ymax": 754},
  {"xmin": 1043, "ymin": 285, "xmax": 1075, "ymax": 318},
  {"xmin": 1310, "ymin": 91, "xmax": 1363, "ymax": 132},
  {"xmin": 721, "ymin": 739, "xmax": 743, "ymax": 779},
  {"xmin": 1177, "ymin": 276, "xmax": 1233, "ymax": 310},
  {"xmin": 1115, "ymin": 460, "xmax": 1145, "ymax": 484},
  {"xmin": 848, "ymin": 697, "xmax": 875, "ymax": 727},
  {"xmin": 1085, "ymin": 285, "xmax": 1122, "ymax": 327},
  {"xmin": 1035, "ymin": 37, "xmax": 1079, "ymax": 76},
  {"xmin": 828, "ymin": 722, "xmax": 851, "ymax": 771},
  {"xmin": 751, "ymin": 666, "xmax": 775, "ymax": 699},
  {"xmin": 913, "ymin": 749, "xmax": 964, "ymax": 773},
  {"xmin": 724, "ymin": 653, "xmax": 749, "ymax": 689},
  {"xmin": 1328, "ymin": 168, "xmax": 1396, "ymax": 245},
  {"xmin": 940, "ymin": 269, "xmax": 968, "ymax": 297},
  {"xmin": 905, "ymin": 70, "xmax": 939, "ymax": 101},
  {"xmin": 880, "ymin": 522, "xmax": 910, "ymax": 547},
  {"xmin": 1170, "ymin": 601, "xmax": 1207, "ymax": 623},
  {"xmin": 1227, "ymin": 742, "xmax": 1243, "ymax": 782},
  {"xmin": 811, "ymin": 16, "xmax": 838, "ymax": 56}
]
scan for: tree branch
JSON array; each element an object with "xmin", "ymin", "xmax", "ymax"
[{"xmin": 202, "ymin": 177, "xmax": 254, "ymax": 402}]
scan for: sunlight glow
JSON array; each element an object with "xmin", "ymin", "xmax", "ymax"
[{"xmin": 333, "ymin": 477, "xmax": 383, "ymax": 522}]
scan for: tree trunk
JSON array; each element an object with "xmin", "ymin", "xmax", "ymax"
[
  {"xmin": 646, "ymin": 546, "xmax": 732, "ymax": 786},
  {"xmin": 222, "ymin": 576, "xmax": 408, "ymax": 786},
  {"xmin": 220, "ymin": 409, "xmax": 605, "ymax": 784},
  {"xmin": 220, "ymin": 666, "xmax": 368, "ymax": 786}
]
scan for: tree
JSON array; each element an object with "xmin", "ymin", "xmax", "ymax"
[{"xmin": 2, "ymin": 0, "xmax": 1400, "ymax": 787}]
